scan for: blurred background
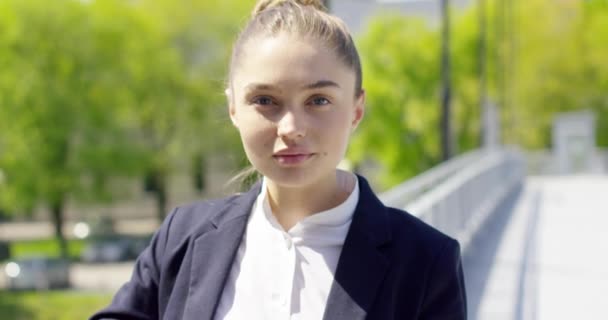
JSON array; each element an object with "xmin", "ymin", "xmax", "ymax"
[{"xmin": 0, "ymin": 0, "xmax": 606, "ymax": 319}]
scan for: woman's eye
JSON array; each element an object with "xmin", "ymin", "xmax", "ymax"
[
  {"xmin": 310, "ymin": 97, "xmax": 330, "ymax": 106},
  {"xmin": 252, "ymin": 96, "xmax": 274, "ymax": 106}
]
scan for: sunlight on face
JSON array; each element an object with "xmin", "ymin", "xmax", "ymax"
[{"xmin": 228, "ymin": 33, "xmax": 364, "ymax": 188}]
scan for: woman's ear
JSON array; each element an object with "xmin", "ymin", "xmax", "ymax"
[
  {"xmin": 229, "ymin": 107, "xmax": 238, "ymax": 128},
  {"xmin": 225, "ymin": 88, "xmax": 238, "ymax": 128},
  {"xmin": 351, "ymin": 89, "xmax": 366, "ymax": 132}
]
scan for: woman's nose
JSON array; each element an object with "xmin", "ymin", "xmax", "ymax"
[{"xmin": 277, "ymin": 110, "xmax": 306, "ymax": 140}]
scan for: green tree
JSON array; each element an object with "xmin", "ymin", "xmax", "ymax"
[
  {"xmin": 0, "ymin": 1, "xmax": 259, "ymax": 258},
  {"xmin": 0, "ymin": 0, "xmax": 189, "ymax": 257},
  {"xmin": 132, "ymin": 0, "xmax": 254, "ymax": 219},
  {"xmin": 350, "ymin": 12, "xmax": 484, "ymax": 188},
  {"xmin": 508, "ymin": 0, "xmax": 608, "ymax": 148},
  {"xmin": 349, "ymin": 0, "xmax": 608, "ymax": 188}
]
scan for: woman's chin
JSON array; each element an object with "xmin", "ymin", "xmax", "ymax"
[{"xmin": 261, "ymin": 167, "xmax": 336, "ymax": 189}]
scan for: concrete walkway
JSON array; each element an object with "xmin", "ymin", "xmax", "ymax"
[
  {"xmin": 0, "ymin": 218, "xmax": 159, "ymax": 241},
  {"xmin": 0, "ymin": 262, "xmax": 134, "ymax": 292},
  {"xmin": 469, "ymin": 175, "xmax": 608, "ymax": 320}
]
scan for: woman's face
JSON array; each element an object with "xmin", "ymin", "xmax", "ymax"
[{"xmin": 228, "ymin": 33, "xmax": 364, "ymax": 189}]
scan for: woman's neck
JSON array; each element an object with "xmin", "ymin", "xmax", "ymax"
[{"xmin": 265, "ymin": 170, "xmax": 355, "ymax": 231}]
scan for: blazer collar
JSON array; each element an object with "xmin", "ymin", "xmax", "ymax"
[
  {"xmin": 183, "ymin": 182, "xmax": 261, "ymax": 320},
  {"xmin": 210, "ymin": 182, "xmax": 262, "ymax": 228},
  {"xmin": 183, "ymin": 176, "xmax": 392, "ymax": 320},
  {"xmin": 323, "ymin": 174, "xmax": 392, "ymax": 320}
]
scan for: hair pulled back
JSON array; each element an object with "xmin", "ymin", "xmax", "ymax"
[
  {"xmin": 229, "ymin": 0, "xmax": 362, "ymax": 96},
  {"xmin": 252, "ymin": 0, "xmax": 327, "ymax": 16}
]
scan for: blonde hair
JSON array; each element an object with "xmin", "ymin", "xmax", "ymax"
[{"xmin": 229, "ymin": 0, "xmax": 362, "ymax": 97}]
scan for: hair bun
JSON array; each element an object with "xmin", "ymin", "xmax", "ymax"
[{"xmin": 252, "ymin": 0, "xmax": 327, "ymax": 17}]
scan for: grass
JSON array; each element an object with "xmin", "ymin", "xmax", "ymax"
[
  {"xmin": 5, "ymin": 239, "xmax": 86, "ymax": 262},
  {"xmin": 0, "ymin": 290, "xmax": 113, "ymax": 320}
]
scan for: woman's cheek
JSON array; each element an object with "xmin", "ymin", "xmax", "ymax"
[{"xmin": 241, "ymin": 126, "xmax": 274, "ymax": 158}]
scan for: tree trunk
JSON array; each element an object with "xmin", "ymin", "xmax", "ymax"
[
  {"xmin": 479, "ymin": 0, "xmax": 489, "ymax": 147},
  {"xmin": 51, "ymin": 198, "xmax": 68, "ymax": 260},
  {"xmin": 155, "ymin": 172, "xmax": 168, "ymax": 223},
  {"xmin": 440, "ymin": 0, "xmax": 454, "ymax": 161},
  {"xmin": 192, "ymin": 154, "xmax": 206, "ymax": 194}
]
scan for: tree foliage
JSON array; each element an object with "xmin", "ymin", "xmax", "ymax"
[
  {"xmin": 510, "ymin": 0, "xmax": 608, "ymax": 147},
  {"xmin": 349, "ymin": 16, "xmax": 441, "ymax": 187},
  {"xmin": 1, "ymin": 0, "xmax": 606, "ymax": 243},
  {"xmin": 350, "ymin": 0, "xmax": 608, "ymax": 188},
  {"xmin": 0, "ymin": 0, "xmax": 252, "ymax": 256}
]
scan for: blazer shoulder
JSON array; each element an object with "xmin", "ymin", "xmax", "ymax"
[
  {"xmin": 385, "ymin": 206, "xmax": 460, "ymax": 257},
  {"xmin": 164, "ymin": 193, "xmax": 244, "ymax": 241}
]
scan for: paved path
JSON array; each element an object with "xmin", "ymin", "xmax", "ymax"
[
  {"xmin": 70, "ymin": 262, "xmax": 134, "ymax": 292},
  {"xmin": 471, "ymin": 175, "xmax": 608, "ymax": 319},
  {"xmin": 0, "ymin": 218, "xmax": 159, "ymax": 241},
  {"xmin": 0, "ymin": 262, "xmax": 134, "ymax": 292}
]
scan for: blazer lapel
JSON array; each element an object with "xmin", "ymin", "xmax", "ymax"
[
  {"xmin": 323, "ymin": 176, "xmax": 392, "ymax": 320},
  {"xmin": 183, "ymin": 183, "xmax": 261, "ymax": 320}
]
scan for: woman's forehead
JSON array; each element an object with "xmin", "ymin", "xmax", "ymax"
[{"xmin": 232, "ymin": 34, "xmax": 355, "ymax": 92}]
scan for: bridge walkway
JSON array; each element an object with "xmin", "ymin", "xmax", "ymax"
[{"xmin": 465, "ymin": 175, "xmax": 608, "ymax": 320}]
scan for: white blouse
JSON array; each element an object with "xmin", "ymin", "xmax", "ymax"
[{"xmin": 215, "ymin": 176, "xmax": 360, "ymax": 320}]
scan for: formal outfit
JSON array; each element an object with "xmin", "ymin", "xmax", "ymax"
[
  {"xmin": 91, "ymin": 175, "xmax": 466, "ymax": 320},
  {"xmin": 215, "ymin": 177, "xmax": 359, "ymax": 320}
]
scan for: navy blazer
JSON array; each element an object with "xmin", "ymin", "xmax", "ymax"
[{"xmin": 91, "ymin": 175, "xmax": 466, "ymax": 320}]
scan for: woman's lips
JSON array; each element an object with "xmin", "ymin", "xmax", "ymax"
[{"xmin": 273, "ymin": 153, "xmax": 314, "ymax": 165}]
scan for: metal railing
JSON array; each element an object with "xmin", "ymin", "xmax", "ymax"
[
  {"xmin": 379, "ymin": 149, "xmax": 486, "ymax": 211},
  {"xmin": 379, "ymin": 147, "xmax": 525, "ymax": 252}
]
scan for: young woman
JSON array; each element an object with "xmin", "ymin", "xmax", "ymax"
[{"xmin": 91, "ymin": 1, "xmax": 466, "ymax": 319}]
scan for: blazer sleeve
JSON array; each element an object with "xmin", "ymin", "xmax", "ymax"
[
  {"xmin": 419, "ymin": 239, "xmax": 467, "ymax": 320},
  {"xmin": 90, "ymin": 208, "xmax": 178, "ymax": 320}
]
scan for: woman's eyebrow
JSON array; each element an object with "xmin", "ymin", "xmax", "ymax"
[
  {"xmin": 244, "ymin": 80, "xmax": 339, "ymax": 93},
  {"xmin": 303, "ymin": 80, "xmax": 341, "ymax": 90},
  {"xmin": 244, "ymin": 83, "xmax": 282, "ymax": 93}
]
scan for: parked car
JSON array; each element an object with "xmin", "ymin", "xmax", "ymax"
[
  {"xmin": 80, "ymin": 235, "xmax": 150, "ymax": 263},
  {"xmin": 4, "ymin": 256, "xmax": 70, "ymax": 290}
]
